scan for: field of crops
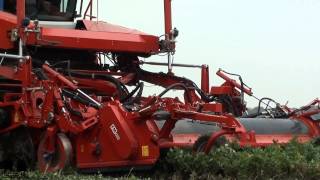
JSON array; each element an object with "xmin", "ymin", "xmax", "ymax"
[{"xmin": 2, "ymin": 139, "xmax": 320, "ymax": 180}]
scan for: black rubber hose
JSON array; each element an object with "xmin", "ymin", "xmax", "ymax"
[
  {"xmin": 190, "ymin": 82, "xmax": 216, "ymax": 102},
  {"xmin": 133, "ymin": 82, "xmax": 144, "ymax": 104},
  {"xmin": 33, "ymin": 69, "xmax": 48, "ymax": 80},
  {"xmin": 122, "ymin": 82, "xmax": 144, "ymax": 104},
  {"xmin": 64, "ymin": 100, "xmax": 82, "ymax": 117},
  {"xmin": 62, "ymin": 89, "xmax": 100, "ymax": 109},
  {"xmin": 257, "ymin": 97, "xmax": 277, "ymax": 115},
  {"xmin": 137, "ymin": 69, "xmax": 215, "ymax": 103},
  {"xmin": 66, "ymin": 71, "xmax": 129, "ymax": 98},
  {"xmin": 220, "ymin": 70, "xmax": 245, "ymax": 105},
  {"xmin": 60, "ymin": 89, "xmax": 85, "ymax": 117},
  {"xmin": 158, "ymin": 83, "xmax": 192, "ymax": 103},
  {"xmin": 219, "ymin": 95, "xmax": 235, "ymax": 115},
  {"xmin": 61, "ymin": 71, "xmax": 152, "ymax": 106},
  {"xmin": 67, "ymin": 71, "xmax": 146, "ymax": 104},
  {"xmin": 241, "ymin": 97, "xmax": 279, "ymax": 118}
]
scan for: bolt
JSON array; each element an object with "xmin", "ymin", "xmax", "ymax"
[{"xmin": 47, "ymin": 112, "xmax": 54, "ymax": 124}]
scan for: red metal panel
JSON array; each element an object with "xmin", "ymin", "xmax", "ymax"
[
  {"xmin": 0, "ymin": 12, "xmax": 16, "ymax": 49},
  {"xmin": 82, "ymin": 20, "xmax": 151, "ymax": 35},
  {"xmin": 77, "ymin": 159, "xmax": 158, "ymax": 169},
  {"xmin": 27, "ymin": 27, "xmax": 159, "ymax": 54},
  {"xmin": 211, "ymin": 86, "xmax": 233, "ymax": 95},
  {"xmin": 252, "ymin": 134, "xmax": 312, "ymax": 146},
  {"xmin": 99, "ymin": 103, "xmax": 138, "ymax": 160}
]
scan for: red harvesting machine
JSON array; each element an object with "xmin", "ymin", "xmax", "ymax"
[{"xmin": 0, "ymin": 0, "xmax": 319, "ymax": 172}]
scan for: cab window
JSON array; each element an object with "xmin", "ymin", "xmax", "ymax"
[
  {"xmin": 29, "ymin": 0, "xmax": 77, "ymax": 21},
  {"xmin": 0, "ymin": 0, "xmax": 4, "ymax": 11},
  {"xmin": 3, "ymin": 0, "xmax": 16, "ymax": 14},
  {"xmin": 2, "ymin": 0, "xmax": 77, "ymax": 21}
]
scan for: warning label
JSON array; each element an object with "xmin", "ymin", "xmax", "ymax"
[{"xmin": 141, "ymin": 145, "xmax": 149, "ymax": 157}]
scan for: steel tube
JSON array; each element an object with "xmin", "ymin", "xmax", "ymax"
[
  {"xmin": 167, "ymin": 53, "xmax": 172, "ymax": 73},
  {"xmin": 77, "ymin": 89, "xmax": 102, "ymax": 108},
  {"xmin": 141, "ymin": 61, "xmax": 202, "ymax": 68},
  {"xmin": 19, "ymin": 39, "xmax": 23, "ymax": 57},
  {"xmin": 0, "ymin": 53, "xmax": 26, "ymax": 60}
]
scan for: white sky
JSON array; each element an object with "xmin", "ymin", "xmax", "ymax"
[{"xmin": 87, "ymin": 0, "xmax": 320, "ymax": 107}]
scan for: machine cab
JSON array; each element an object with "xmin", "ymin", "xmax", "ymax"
[{"xmin": 0, "ymin": 0, "xmax": 77, "ymax": 21}]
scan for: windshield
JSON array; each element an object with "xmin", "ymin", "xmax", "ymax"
[
  {"xmin": 1, "ymin": 0, "xmax": 77, "ymax": 21},
  {"xmin": 27, "ymin": 0, "xmax": 77, "ymax": 21}
]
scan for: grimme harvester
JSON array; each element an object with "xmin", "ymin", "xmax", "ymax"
[{"xmin": 0, "ymin": 0, "xmax": 319, "ymax": 173}]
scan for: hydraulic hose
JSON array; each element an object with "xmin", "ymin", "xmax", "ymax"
[
  {"xmin": 62, "ymin": 89, "xmax": 100, "ymax": 109},
  {"xmin": 191, "ymin": 82, "xmax": 216, "ymax": 102},
  {"xmin": 64, "ymin": 71, "xmax": 145, "ymax": 104},
  {"xmin": 64, "ymin": 100, "xmax": 82, "ymax": 117},
  {"xmin": 158, "ymin": 83, "xmax": 192, "ymax": 103},
  {"xmin": 33, "ymin": 69, "xmax": 49, "ymax": 80},
  {"xmin": 257, "ymin": 97, "xmax": 277, "ymax": 115},
  {"xmin": 137, "ymin": 69, "xmax": 215, "ymax": 103},
  {"xmin": 122, "ymin": 82, "xmax": 144, "ymax": 105},
  {"xmin": 66, "ymin": 71, "xmax": 129, "ymax": 99}
]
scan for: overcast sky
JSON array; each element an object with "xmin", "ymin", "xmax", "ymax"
[{"xmin": 89, "ymin": 0, "xmax": 320, "ymax": 107}]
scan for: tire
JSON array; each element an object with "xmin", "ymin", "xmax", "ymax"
[
  {"xmin": 0, "ymin": 127, "xmax": 35, "ymax": 171},
  {"xmin": 193, "ymin": 135, "xmax": 227, "ymax": 153}
]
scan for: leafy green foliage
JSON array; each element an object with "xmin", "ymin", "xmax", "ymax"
[
  {"xmin": 3, "ymin": 139, "xmax": 320, "ymax": 179},
  {"xmin": 165, "ymin": 139, "xmax": 320, "ymax": 179},
  {"xmin": 0, "ymin": 170, "xmax": 141, "ymax": 180}
]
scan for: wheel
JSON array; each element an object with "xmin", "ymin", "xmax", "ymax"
[
  {"xmin": 37, "ymin": 133, "xmax": 72, "ymax": 173},
  {"xmin": 0, "ymin": 108, "xmax": 9, "ymax": 128},
  {"xmin": 193, "ymin": 135, "xmax": 227, "ymax": 153},
  {"xmin": 0, "ymin": 127, "xmax": 35, "ymax": 170}
]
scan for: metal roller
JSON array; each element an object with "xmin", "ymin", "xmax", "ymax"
[
  {"xmin": 156, "ymin": 120, "xmax": 220, "ymax": 135},
  {"xmin": 238, "ymin": 118, "xmax": 309, "ymax": 135},
  {"xmin": 159, "ymin": 118, "xmax": 309, "ymax": 135}
]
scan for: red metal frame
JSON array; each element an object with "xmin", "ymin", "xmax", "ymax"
[
  {"xmin": 164, "ymin": 0, "xmax": 172, "ymax": 39},
  {"xmin": 16, "ymin": 0, "xmax": 25, "ymax": 28},
  {"xmin": 0, "ymin": 0, "xmax": 318, "ymax": 173},
  {"xmin": 83, "ymin": 0, "xmax": 94, "ymax": 20}
]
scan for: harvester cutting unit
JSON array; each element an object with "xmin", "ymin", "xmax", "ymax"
[{"xmin": 0, "ymin": 0, "xmax": 319, "ymax": 172}]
